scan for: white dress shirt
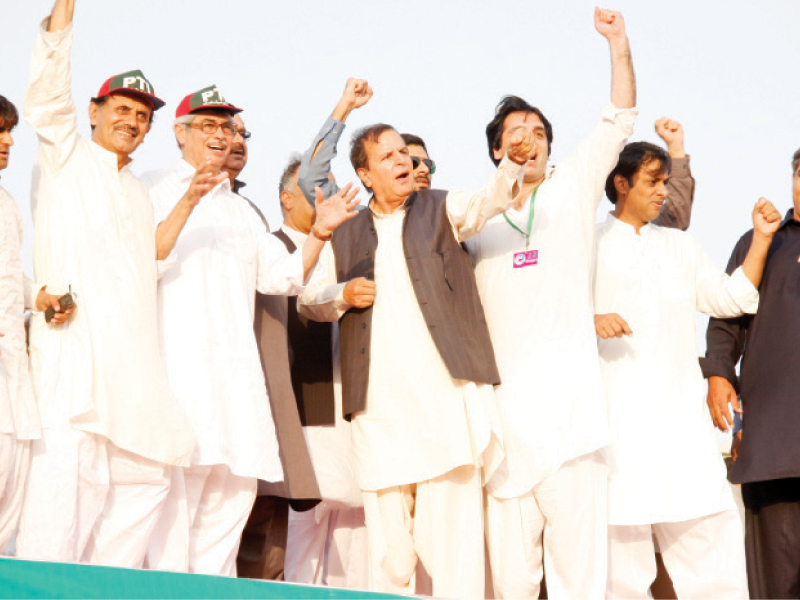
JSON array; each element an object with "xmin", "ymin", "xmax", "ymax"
[
  {"xmin": 465, "ymin": 105, "xmax": 637, "ymax": 499},
  {"xmin": 145, "ymin": 160, "xmax": 309, "ymax": 481},
  {"xmin": 0, "ymin": 185, "xmax": 40, "ymax": 440},
  {"xmin": 595, "ymin": 214, "xmax": 758, "ymax": 525},
  {"xmin": 299, "ymin": 157, "xmax": 523, "ymax": 491},
  {"xmin": 24, "ymin": 23, "xmax": 195, "ymax": 465}
]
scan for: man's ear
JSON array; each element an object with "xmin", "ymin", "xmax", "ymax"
[
  {"xmin": 614, "ymin": 174, "xmax": 629, "ymax": 198},
  {"xmin": 492, "ymin": 145, "xmax": 504, "ymax": 163},
  {"xmin": 174, "ymin": 123, "xmax": 187, "ymax": 151},
  {"xmin": 280, "ymin": 190, "xmax": 294, "ymax": 212},
  {"xmin": 88, "ymin": 102, "xmax": 98, "ymax": 128},
  {"xmin": 357, "ymin": 168, "xmax": 371, "ymax": 190}
]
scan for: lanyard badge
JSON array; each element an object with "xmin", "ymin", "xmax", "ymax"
[{"xmin": 505, "ymin": 187, "xmax": 540, "ymax": 269}]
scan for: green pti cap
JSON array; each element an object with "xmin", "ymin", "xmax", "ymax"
[
  {"xmin": 93, "ymin": 69, "xmax": 165, "ymax": 110},
  {"xmin": 174, "ymin": 85, "xmax": 243, "ymax": 118}
]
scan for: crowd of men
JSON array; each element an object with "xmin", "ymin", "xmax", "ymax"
[{"xmin": 1, "ymin": 1, "xmax": 799, "ymax": 599}]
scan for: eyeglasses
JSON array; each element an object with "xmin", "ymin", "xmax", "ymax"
[
  {"xmin": 187, "ymin": 120, "xmax": 238, "ymax": 137},
  {"xmin": 411, "ymin": 156, "xmax": 436, "ymax": 174},
  {"xmin": 235, "ymin": 128, "xmax": 252, "ymax": 140}
]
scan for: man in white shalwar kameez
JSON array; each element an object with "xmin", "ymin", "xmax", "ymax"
[
  {"xmin": 465, "ymin": 9, "xmax": 640, "ymax": 599},
  {"xmin": 143, "ymin": 87, "xmax": 360, "ymax": 576},
  {"xmin": 299, "ymin": 117, "xmax": 534, "ymax": 597},
  {"xmin": 594, "ymin": 141, "xmax": 781, "ymax": 599},
  {"xmin": 0, "ymin": 94, "xmax": 71, "ymax": 553},
  {"xmin": 16, "ymin": 0, "xmax": 197, "ymax": 568}
]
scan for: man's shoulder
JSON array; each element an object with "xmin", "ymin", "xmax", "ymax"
[{"xmin": 139, "ymin": 166, "xmax": 179, "ymax": 189}]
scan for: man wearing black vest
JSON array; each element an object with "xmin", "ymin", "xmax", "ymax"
[
  {"xmin": 298, "ymin": 115, "xmax": 533, "ymax": 596},
  {"xmin": 220, "ymin": 116, "xmax": 322, "ymax": 581}
]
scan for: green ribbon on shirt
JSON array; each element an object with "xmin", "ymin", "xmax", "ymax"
[{"xmin": 503, "ymin": 186, "xmax": 539, "ymax": 249}]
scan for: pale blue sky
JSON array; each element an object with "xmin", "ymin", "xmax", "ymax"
[{"xmin": 2, "ymin": 1, "xmax": 799, "ymax": 375}]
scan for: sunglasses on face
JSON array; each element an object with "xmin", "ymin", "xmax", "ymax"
[{"xmin": 411, "ymin": 156, "xmax": 436, "ymax": 174}]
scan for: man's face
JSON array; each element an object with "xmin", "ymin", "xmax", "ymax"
[
  {"xmin": 358, "ymin": 130, "xmax": 414, "ymax": 203},
  {"xmin": 408, "ymin": 144, "xmax": 432, "ymax": 190},
  {"xmin": 284, "ymin": 171, "xmax": 316, "ymax": 234},
  {"xmin": 618, "ymin": 160, "xmax": 669, "ymax": 227},
  {"xmin": 0, "ymin": 120, "xmax": 13, "ymax": 171},
  {"xmin": 176, "ymin": 110, "xmax": 234, "ymax": 169},
  {"xmin": 493, "ymin": 111, "xmax": 549, "ymax": 184},
  {"xmin": 793, "ymin": 164, "xmax": 800, "ymax": 221},
  {"xmin": 224, "ymin": 114, "xmax": 248, "ymax": 178},
  {"xmin": 89, "ymin": 93, "xmax": 152, "ymax": 160}
]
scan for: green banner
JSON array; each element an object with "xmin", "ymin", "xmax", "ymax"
[{"xmin": 0, "ymin": 559, "xmax": 407, "ymax": 599}]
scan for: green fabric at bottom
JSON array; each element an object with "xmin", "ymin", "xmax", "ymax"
[{"xmin": 0, "ymin": 559, "xmax": 407, "ymax": 599}]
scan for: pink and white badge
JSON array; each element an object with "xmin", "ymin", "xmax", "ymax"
[{"xmin": 513, "ymin": 250, "xmax": 539, "ymax": 268}]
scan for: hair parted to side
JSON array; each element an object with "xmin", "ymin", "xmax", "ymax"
[
  {"xmin": 401, "ymin": 133, "xmax": 428, "ymax": 154},
  {"xmin": 0, "ymin": 95, "xmax": 19, "ymax": 131},
  {"xmin": 485, "ymin": 95, "xmax": 553, "ymax": 167},
  {"xmin": 350, "ymin": 123, "xmax": 397, "ymax": 173},
  {"xmin": 605, "ymin": 141, "xmax": 671, "ymax": 204},
  {"xmin": 279, "ymin": 155, "xmax": 302, "ymax": 197}
]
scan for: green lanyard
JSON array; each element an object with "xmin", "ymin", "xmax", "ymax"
[{"xmin": 503, "ymin": 186, "xmax": 539, "ymax": 249}]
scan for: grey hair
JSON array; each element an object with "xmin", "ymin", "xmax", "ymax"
[
  {"xmin": 278, "ymin": 155, "xmax": 302, "ymax": 212},
  {"xmin": 792, "ymin": 147, "xmax": 800, "ymax": 174},
  {"xmin": 174, "ymin": 114, "xmax": 195, "ymax": 149}
]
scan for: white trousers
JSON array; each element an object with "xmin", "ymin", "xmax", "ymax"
[
  {"xmin": 485, "ymin": 449, "xmax": 608, "ymax": 599},
  {"xmin": 362, "ymin": 464, "xmax": 484, "ymax": 599},
  {"xmin": 285, "ymin": 503, "xmax": 368, "ymax": 589},
  {"xmin": 0, "ymin": 436, "xmax": 31, "ymax": 553},
  {"xmin": 147, "ymin": 464, "xmax": 257, "ymax": 577},
  {"xmin": 607, "ymin": 509, "xmax": 748, "ymax": 599},
  {"xmin": 16, "ymin": 426, "xmax": 169, "ymax": 568}
]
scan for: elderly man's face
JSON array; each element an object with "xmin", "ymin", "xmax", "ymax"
[
  {"xmin": 224, "ymin": 114, "xmax": 248, "ymax": 178},
  {"xmin": 90, "ymin": 93, "xmax": 152, "ymax": 162},
  {"xmin": 177, "ymin": 110, "xmax": 234, "ymax": 169},
  {"xmin": 358, "ymin": 130, "xmax": 415, "ymax": 203},
  {"xmin": 0, "ymin": 119, "xmax": 13, "ymax": 171}
]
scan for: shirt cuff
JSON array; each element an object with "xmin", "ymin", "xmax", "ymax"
[
  {"xmin": 156, "ymin": 252, "xmax": 178, "ymax": 280},
  {"xmin": 39, "ymin": 18, "xmax": 73, "ymax": 46},
  {"xmin": 319, "ymin": 117, "xmax": 346, "ymax": 144},
  {"xmin": 602, "ymin": 103, "xmax": 639, "ymax": 129},
  {"xmin": 333, "ymin": 282, "xmax": 351, "ymax": 313},
  {"xmin": 670, "ymin": 155, "xmax": 691, "ymax": 178},
  {"xmin": 497, "ymin": 155, "xmax": 526, "ymax": 197},
  {"xmin": 728, "ymin": 266, "xmax": 759, "ymax": 314}
]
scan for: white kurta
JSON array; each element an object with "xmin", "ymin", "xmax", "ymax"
[
  {"xmin": 594, "ymin": 215, "xmax": 758, "ymax": 525},
  {"xmin": 25, "ymin": 23, "xmax": 195, "ymax": 465},
  {"xmin": 465, "ymin": 105, "xmax": 637, "ymax": 499},
  {"xmin": 0, "ymin": 185, "xmax": 40, "ymax": 441},
  {"xmin": 299, "ymin": 157, "xmax": 524, "ymax": 492},
  {"xmin": 144, "ymin": 160, "xmax": 308, "ymax": 481}
]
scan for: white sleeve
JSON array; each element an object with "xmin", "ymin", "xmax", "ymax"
[
  {"xmin": 694, "ymin": 237, "xmax": 759, "ymax": 317},
  {"xmin": 25, "ymin": 21, "xmax": 79, "ymax": 175},
  {"xmin": 446, "ymin": 156, "xmax": 525, "ymax": 242},
  {"xmin": 298, "ymin": 243, "xmax": 350, "ymax": 322}
]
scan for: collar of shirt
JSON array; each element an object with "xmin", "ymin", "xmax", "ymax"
[
  {"xmin": 368, "ymin": 197, "xmax": 408, "ymax": 219},
  {"xmin": 90, "ymin": 140, "xmax": 133, "ymax": 174},
  {"xmin": 280, "ymin": 224, "xmax": 308, "ymax": 248},
  {"xmin": 605, "ymin": 211, "xmax": 653, "ymax": 239}
]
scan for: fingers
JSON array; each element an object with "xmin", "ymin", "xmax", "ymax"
[
  {"xmin": 344, "ymin": 277, "xmax": 376, "ymax": 308},
  {"xmin": 731, "ymin": 394, "xmax": 743, "ymax": 414},
  {"xmin": 594, "ymin": 314, "xmax": 633, "ymax": 339}
]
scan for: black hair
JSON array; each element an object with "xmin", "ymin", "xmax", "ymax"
[
  {"xmin": 605, "ymin": 141, "xmax": 671, "ymax": 204},
  {"xmin": 485, "ymin": 95, "xmax": 553, "ymax": 166}
]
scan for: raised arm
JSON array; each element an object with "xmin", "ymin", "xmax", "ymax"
[
  {"xmin": 652, "ymin": 118, "xmax": 695, "ymax": 230},
  {"xmin": 25, "ymin": 0, "xmax": 79, "ymax": 173},
  {"xmin": 297, "ymin": 79, "xmax": 372, "ymax": 204},
  {"xmin": 595, "ymin": 8, "xmax": 636, "ymax": 110},
  {"xmin": 47, "ymin": 0, "xmax": 75, "ymax": 32}
]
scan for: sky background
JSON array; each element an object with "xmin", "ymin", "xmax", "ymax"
[{"xmin": 2, "ymin": 0, "xmax": 799, "ymax": 378}]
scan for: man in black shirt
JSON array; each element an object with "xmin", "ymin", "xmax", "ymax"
[{"xmin": 703, "ymin": 147, "xmax": 800, "ymax": 599}]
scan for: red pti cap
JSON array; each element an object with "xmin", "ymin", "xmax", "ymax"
[
  {"xmin": 93, "ymin": 69, "xmax": 166, "ymax": 110},
  {"xmin": 175, "ymin": 85, "xmax": 243, "ymax": 118}
]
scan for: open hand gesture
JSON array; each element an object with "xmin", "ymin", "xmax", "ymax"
[
  {"xmin": 313, "ymin": 183, "xmax": 361, "ymax": 237},
  {"xmin": 185, "ymin": 161, "xmax": 227, "ymax": 206}
]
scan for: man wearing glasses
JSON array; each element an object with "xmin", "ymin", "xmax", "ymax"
[
  {"xmin": 402, "ymin": 134, "xmax": 436, "ymax": 191},
  {"xmin": 142, "ymin": 86, "xmax": 359, "ymax": 576}
]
